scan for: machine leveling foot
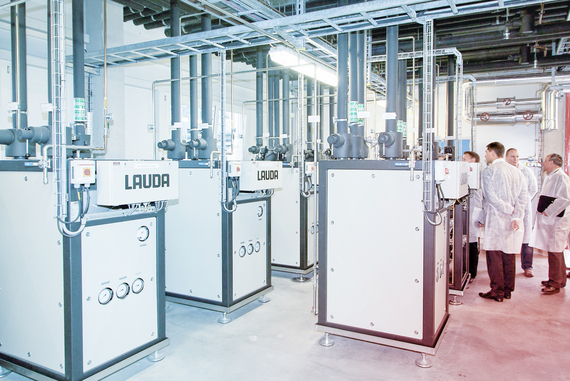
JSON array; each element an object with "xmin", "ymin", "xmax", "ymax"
[
  {"xmin": 292, "ymin": 275, "xmax": 310, "ymax": 283},
  {"xmin": 146, "ymin": 351, "xmax": 165, "ymax": 362},
  {"xmin": 218, "ymin": 312, "xmax": 232, "ymax": 324},
  {"xmin": 0, "ymin": 366, "xmax": 11, "ymax": 378},
  {"xmin": 449, "ymin": 295, "xmax": 463, "ymax": 306},
  {"xmin": 319, "ymin": 333, "xmax": 335, "ymax": 347},
  {"xmin": 415, "ymin": 353, "xmax": 433, "ymax": 368},
  {"xmin": 258, "ymin": 295, "xmax": 271, "ymax": 303}
]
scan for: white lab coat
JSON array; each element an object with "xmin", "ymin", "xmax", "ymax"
[
  {"xmin": 468, "ymin": 188, "xmax": 483, "ymax": 243},
  {"xmin": 518, "ymin": 164, "xmax": 538, "ymax": 243},
  {"xmin": 529, "ymin": 168, "xmax": 570, "ymax": 252},
  {"xmin": 481, "ymin": 158, "xmax": 527, "ymax": 254}
]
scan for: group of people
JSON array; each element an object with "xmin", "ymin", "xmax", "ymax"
[{"xmin": 462, "ymin": 142, "xmax": 570, "ymax": 302}]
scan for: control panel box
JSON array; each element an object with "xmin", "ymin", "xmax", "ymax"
[
  {"xmin": 434, "ymin": 161, "xmax": 469, "ymax": 199},
  {"xmin": 228, "ymin": 161, "xmax": 242, "ymax": 177},
  {"xmin": 70, "ymin": 159, "xmax": 96, "ymax": 186},
  {"xmin": 96, "ymin": 160, "xmax": 179, "ymax": 206},
  {"xmin": 467, "ymin": 163, "xmax": 482, "ymax": 190},
  {"xmin": 239, "ymin": 161, "xmax": 283, "ymax": 191}
]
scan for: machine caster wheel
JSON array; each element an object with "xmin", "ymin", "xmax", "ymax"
[
  {"xmin": 319, "ymin": 333, "xmax": 335, "ymax": 347},
  {"xmin": 0, "ymin": 366, "xmax": 12, "ymax": 378},
  {"xmin": 449, "ymin": 295, "xmax": 463, "ymax": 306},
  {"xmin": 218, "ymin": 312, "xmax": 232, "ymax": 324},
  {"xmin": 415, "ymin": 353, "xmax": 433, "ymax": 368},
  {"xmin": 147, "ymin": 351, "xmax": 165, "ymax": 362}
]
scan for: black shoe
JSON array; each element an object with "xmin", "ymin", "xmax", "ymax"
[
  {"xmin": 479, "ymin": 291, "xmax": 504, "ymax": 302},
  {"xmin": 504, "ymin": 293, "xmax": 511, "ymax": 299},
  {"xmin": 542, "ymin": 286, "xmax": 560, "ymax": 295},
  {"xmin": 541, "ymin": 280, "xmax": 550, "ymax": 286}
]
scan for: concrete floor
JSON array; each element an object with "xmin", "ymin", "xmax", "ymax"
[{"xmin": 2, "ymin": 251, "xmax": 570, "ymax": 381}]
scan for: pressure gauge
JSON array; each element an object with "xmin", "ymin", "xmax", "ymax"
[
  {"xmin": 247, "ymin": 243, "xmax": 254, "ymax": 255},
  {"xmin": 132, "ymin": 278, "xmax": 144, "ymax": 294},
  {"xmin": 98, "ymin": 288, "xmax": 113, "ymax": 305},
  {"xmin": 116, "ymin": 282, "xmax": 130, "ymax": 299},
  {"xmin": 137, "ymin": 226, "xmax": 150, "ymax": 242},
  {"xmin": 239, "ymin": 246, "xmax": 246, "ymax": 258},
  {"xmin": 257, "ymin": 206, "xmax": 264, "ymax": 217},
  {"xmin": 254, "ymin": 241, "xmax": 261, "ymax": 252}
]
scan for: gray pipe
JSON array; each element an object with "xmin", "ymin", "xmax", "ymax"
[
  {"xmin": 273, "ymin": 70, "xmax": 280, "ymax": 144},
  {"xmin": 10, "ymin": 5, "xmax": 18, "ymax": 130},
  {"xmin": 357, "ymin": 31, "xmax": 365, "ymax": 105},
  {"xmin": 170, "ymin": 0, "xmax": 181, "ymax": 125},
  {"xmin": 307, "ymin": 78, "xmax": 313, "ymax": 147},
  {"xmin": 319, "ymin": 84, "xmax": 325, "ymax": 149},
  {"xmin": 268, "ymin": 68, "xmax": 275, "ymax": 148},
  {"xmin": 349, "ymin": 32, "xmax": 358, "ymax": 103},
  {"xmin": 201, "ymin": 14, "xmax": 212, "ymax": 125},
  {"xmin": 398, "ymin": 57, "xmax": 407, "ymax": 152},
  {"xmin": 72, "ymin": 0, "xmax": 84, "ymax": 100},
  {"xmin": 189, "ymin": 55, "xmax": 198, "ymax": 130},
  {"xmin": 384, "ymin": 25, "xmax": 402, "ymax": 159},
  {"xmin": 446, "ymin": 56, "xmax": 455, "ymax": 147},
  {"xmin": 329, "ymin": 86, "xmax": 335, "ymax": 136},
  {"xmin": 256, "ymin": 47, "xmax": 263, "ymax": 147},
  {"xmin": 47, "ymin": 0, "xmax": 52, "ymax": 129},
  {"xmin": 282, "ymin": 69, "xmax": 290, "ymax": 145}
]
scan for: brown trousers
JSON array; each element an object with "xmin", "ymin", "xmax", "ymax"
[
  {"xmin": 547, "ymin": 251, "xmax": 567, "ymax": 289},
  {"xmin": 486, "ymin": 250, "xmax": 516, "ymax": 298}
]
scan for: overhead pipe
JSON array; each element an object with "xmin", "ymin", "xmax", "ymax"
[
  {"xmin": 476, "ymin": 110, "xmax": 543, "ymax": 124},
  {"xmin": 170, "ymin": 0, "xmax": 181, "ymax": 125},
  {"xmin": 379, "ymin": 25, "xmax": 402, "ymax": 159}
]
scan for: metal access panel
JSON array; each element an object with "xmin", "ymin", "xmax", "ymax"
[
  {"xmin": 96, "ymin": 160, "xmax": 179, "ymax": 206},
  {"xmin": 324, "ymin": 168, "xmax": 425, "ymax": 339},
  {"xmin": 231, "ymin": 199, "xmax": 269, "ymax": 300},
  {"xmin": 165, "ymin": 168, "xmax": 223, "ymax": 302},
  {"xmin": 0, "ymin": 169, "xmax": 65, "ymax": 375},
  {"xmin": 271, "ymin": 167, "xmax": 301, "ymax": 267},
  {"xmin": 81, "ymin": 217, "xmax": 158, "ymax": 372}
]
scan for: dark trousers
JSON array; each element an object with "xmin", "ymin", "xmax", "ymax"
[
  {"xmin": 547, "ymin": 251, "xmax": 567, "ymax": 289},
  {"xmin": 469, "ymin": 242, "xmax": 479, "ymax": 279},
  {"xmin": 520, "ymin": 243, "xmax": 533, "ymax": 270},
  {"xmin": 486, "ymin": 250, "xmax": 516, "ymax": 297}
]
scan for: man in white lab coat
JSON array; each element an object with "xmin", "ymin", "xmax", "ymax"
[
  {"xmin": 479, "ymin": 142, "xmax": 527, "ymax": 302},
  {"xmin": 463, "ymin": 151, "xmax": 483, "ymax": 281},
  {"xmin": 530, "ymin": 154, "xmax": 570, "ymax": 294},
  {"xmin": 505, "ymin": 148, "xmax": 538, "ymax": 277}
]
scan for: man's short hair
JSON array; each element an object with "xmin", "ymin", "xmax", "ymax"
[
  {"xmin": 506, "ymin": 148, "xmax": 518, "ymax": 156},
  {"xmin": 549, "ymin": 153, "xmax": 563, "ymax": 167},
  {"xmin": 464, "ymin": 151, "xmax": 480, "ymax": 162},
  {"xmin": 486, "ymin": 142, "xmax": 505, "ymax": 158}
]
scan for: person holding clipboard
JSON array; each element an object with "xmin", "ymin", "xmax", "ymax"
[{"xmin": 530, "ymin": 154, "xmax": 570, "ymax": 295}]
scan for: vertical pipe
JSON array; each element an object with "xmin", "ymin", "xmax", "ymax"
[
  {"xmin": 385, "ymin": 25, "xmax": 402, "ymax": 159},
  {"xmin": 170, "ymin": 0, "xmax": 181, "ymax": 125},
  {"xmin": 319, "ymin": 84, "xmax": 325, "ymax": 149},
  {"xmin": 306, "ymin": 78, "xmax": 313, "ymax": 148},
  {"xmin": 47, "ymin": 1, "xmax": 52, "ymax": 130},
  {"xmin": 565, "ymin": 95, "xmax": 570, "ymax": 175},
  {"xmin": 349, "ymin": 32, "xmax": 358, "ymax": 103},
  {"xmin": 189, "ymin": 55, "xmax": 198, "ymax": 129},
  {"xmin": 447, "ymin": 56, "xmax": 455, "ymax": 148},
  {"xmin": 268, "ymin": 68, "xmax": 275, "ymax": 147},
  {"xmin": 255, "ymin": 47, "xmax": 263, "ymax": 146},
  {"xmin": 201, "ymin": 14, "xmax": 212, "ymax": 126},
  {"xmin": 418, "ymin": 59, "xmax": 423, "ymax": 143},
  {"xmin": 18, "ymin": 2, "xmax": 27, "ymax": 131},
  {"xmin": 72, "ymin": 0, "xmax": 84, "ymax": 100},
  {"xmin": 10, "ymin": 4, "xmax": 19, "ymax": 130},
  {"xmin": 357, "ymin": 31, "xmax": 365, "ymax": 105},
  {"xmin": 273, "ymin": 70, "xmax": 280, "ymax": 144},
  {"xmin": 282, "ymin": 69, "xmax": 290, "ymax": 146},
  {"xmin": 398, "ymin": 58, "xmax": 407, "ymax": 150},
  {"xmin": 329, "ymin": 86, "xmax": 335, "ymax": 136},
  {"xmin": 337, "ymin": 33, "xmax": 348, "ymax": 136}
]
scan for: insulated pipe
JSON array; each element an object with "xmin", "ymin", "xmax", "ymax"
[
  {"xmin": 255, "ymin": 47, "xmax": 263, "ymax": 147},
  {"xmin": 189, "ymin": 55, "xmax": 198, "ymax": 130},
  {"xmin": 384, "ymin": 25, "xmax": 402, "ymax": 159},
  {"xmin": 337, "ymin": 33, "xmax": 348, "ymax": 136},
  {"xmin": 268, "ymin": 68, "xmax": 275, "ymax": 148},
  {"xmin": 201, "ymin": 14, "xmax": 212, "ymax": 126},
  {"xmin": 17, "ymin": 2, "xmax": 27, "ymax": 131},
  {"xmin": 418, "ymin": 60, "xmax": 423, "ymax": 144},
  {"xmin": 398, "ymin": 57, "xmax": 407, "ymax": 149},
  {"xmin": 273, "ymin": 70, "xmax": 280, "ymax": 145},
  {"xmin": 447, "ymin": 56, "xmax": 455, "ymax": 148},
  {"xmin": 349, "ymin": 32, "xmax": 358, "ymax": 103},
  {"xmin": 282, "ymin": 69, "xmax": 290, "ymax": 146},
  {"xmin": 72, "ymin": 0, "xmax": 84, "ymax": 100},
  {"xmin": 357, "ymin": 31, "xmax": 365, "ymax": 105},
  {"xmin": 319, "ymin": 84, "xmax": 325, "ymax": 149},
  {"xmin": 306, "ymin": 78, "xmax": 313, "ymax": 148},
  {"xmin": 170, "ymin": 0, "xmax": 181, "ymax": 125},
  {"xmin": 329, "ymin": 86, "xmax": 335, "ymax": 136}
]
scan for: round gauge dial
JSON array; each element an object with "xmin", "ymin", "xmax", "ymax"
[
  {"xmin": 98, "ymin": 288, "xmax": 113, "ymax": 305},
  {"xmin": 254, "ymin": 241, "xmax": 261, "ymax": 252},
  {"xmin": 116, "ymin": 282, "xmax": 130, "ymax": 299},
  {"xmin": 247, "ymin": 243, "xmax": 254, "ymax": 255},
  {"xmin": 132, "ymin": 278, "xmax": 144, "ymax": 294},
  {"xmin": 257, "ymin": 206, "xmax": 264, "ymax": 217},
  {"xmin": 137, "ymin": 226, "xmax": 150, "ymax": 242},
  {"xmin": 239, "ymin": 246, "xmax": 246, "ymax": 258}
]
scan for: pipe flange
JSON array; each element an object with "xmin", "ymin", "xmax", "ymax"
[
  {"xmin": 480, "ymin": 112, "xmax": 490, "ymax": 122},
  {"xmin": 523, "ymin": 110, "xmax": 534, "ymax": 121}
]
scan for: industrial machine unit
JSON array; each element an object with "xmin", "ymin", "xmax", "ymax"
[
  {"xmin": 315, "ymin": 160, "xmax": 450, "ymax": 360},
  {"xmin": 0, "ymin": 159, "xmax": 178, "ymax": 381},
  {"xmin": 164, "ymin": 160, "xmax": 281, "ymax": 323},
  {"xmin": 270, "ymin": 163, "xmax": 316, "ymax": 277}
]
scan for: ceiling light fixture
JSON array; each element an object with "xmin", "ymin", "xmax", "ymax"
[{"xmin": 269, "ymin": 45, "xmax": 337, "ymax": 87}]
